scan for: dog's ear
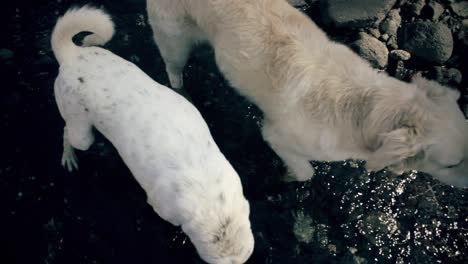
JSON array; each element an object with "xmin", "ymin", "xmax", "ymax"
[
  {"xmin": 412, "ymin": 72, "xmax": 460, "ymax": 102},
  {"xmin": 366, "ymin": 127, "xmax": 423, "ymax": 173}
]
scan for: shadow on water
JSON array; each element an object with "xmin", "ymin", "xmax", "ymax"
[{"xmin": 1, "ymin": 0, "xmax": 466, "ymax": 263}]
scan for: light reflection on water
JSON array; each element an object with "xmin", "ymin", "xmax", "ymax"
[{"xmin": 309, "ymin": 161, "xmax": 467, "ymax": 263}]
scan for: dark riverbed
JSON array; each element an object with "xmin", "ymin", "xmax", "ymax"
[{"xmin": 1, "ymin": 0, "xmax": 467, "ymax": 263}]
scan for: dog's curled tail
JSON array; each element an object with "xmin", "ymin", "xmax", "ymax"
[{"xmin": 51, "ymin": 6, "xmax": 114, "ymax": 64}]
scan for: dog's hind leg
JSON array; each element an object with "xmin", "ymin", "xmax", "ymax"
[
  {"xmin": 148, "ymin": 9, "xmax": 198, "ymax": 90},
  {"xmin": 157, "ymin": 34, "xmax": 193, "ymax": 90},
  {"xmin": 61, "ymin": 128, "xmax": 79, "ymax": 172},
  {"xmin": 60, "ymin": 121, "xmax": 95, "ymax": 171},
  {"xmin": 262, "ymin": 122, "xmax": 315, "ymax": 181}
]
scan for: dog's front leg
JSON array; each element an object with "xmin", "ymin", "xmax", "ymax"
[
  {"xmin": 277, "ymin": 149, "xmax": 315, "ymax": 182},
  {"xmin": 262, "ymin": 123, "xmax": 315, "ymax": 181}
]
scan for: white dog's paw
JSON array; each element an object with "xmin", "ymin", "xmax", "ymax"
[
  {"xmin": 61, "ymin": 143, "xmax": 79, "ymax": 172},
  {"xmin": 284, "ymin": 163, "xmax": 315, "ymax": 182}
]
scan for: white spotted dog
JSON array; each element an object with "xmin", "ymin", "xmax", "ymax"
[
  {"xmin": 51, "ymin": 6, "xmax": 254, "ymax": 263},
  {"xmin": 147, "ymin": 0, "xmax": 468, "ymax": 187}
]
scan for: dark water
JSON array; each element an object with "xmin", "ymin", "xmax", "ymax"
[{"xmin": 1, "ymin": 0, "xmax": 467, "ymax": 263}]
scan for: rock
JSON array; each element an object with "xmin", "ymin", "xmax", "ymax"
[
  {"xmin": 292, "ymin": 211, "xmax": 314, "ymax": 244},
  {"xmin": 428, "ymin": 66, "xmax": 463, "ymax": 85},
  {"xmin": 394, "ymin": 60, "xmax": 412, "ymax": 80},
  {"xmin": 320, "ymin": 0, "xmax": 398, "ymax": 29},
  {"xmin": 390, "ymin": 49, "xmax": 411, "ymax": 60},
  {"xmin": 350, "ymin": 33, "xmax": 389, "ymax": 68},
  {"xmin": 386, "ymin": 35, "xmax": 398, "ymax": 49},
  {"xmin": 0, "ymin": 48, "xmax": 14, "ymax": 64},
  {"xmin": 380, "ymin": 33, "xmax": 390, "ymax": 41},
  {"xmin": 287, "ymin": 0, "xmax": 309, "ymax": 7},
  {"xmin": 405, "ymin": 0, "xmax": 426, "ymax": 17},
  {"xmin": 358, "ymin": 212, "xmax": 399, "ymax": 246},
  {"xmin": 398, "ymin": 21, "xmax": 453, "ymax": 64},
  {"xmin": 421, "ymin": 1, "xmax": 445, "ymax": 21},
  {"xmin": 441, "ymin": 14, "xmax": 464, "ymax": 33},
  {"xmin": 380, "ymin": 9, "xmax": 402, "ymax": 36},
  {"xmin": 367, "ymin": 28, "xmax": 381, "ymax": 39},
  {"xmin": 451, "ymin": 1, "xmax": 468, "ymax": 18},
  {"xmin": 458, "ymin": 19, "xmax": 468, "ymax": 46}
]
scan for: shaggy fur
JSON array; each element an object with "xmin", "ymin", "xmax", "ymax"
[
  {"xmin": 147, "ymin": 0, "xmax": 468, "ymax": 187},
  {"xmin": 51, "ymin": 7, "xmax": 254, "ymax": 263}
]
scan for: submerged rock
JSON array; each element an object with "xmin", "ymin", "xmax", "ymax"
[
  {"xmin": 320, "ymin": 0, "xmax": 397, "ymax": 29},
  {"xmin": 398, "ymin": 21, "xmax": 454, "ymax": 64}
]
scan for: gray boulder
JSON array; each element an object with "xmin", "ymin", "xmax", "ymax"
[
  {"xmin": 398, "ymin": 21, "xmax": 453, "ymax": 64},
  {"xmin": 320, "ymin": 0, "xmax": 397, "ymax": 29},
  {"xmin": 380, "ymin": 9, "xmax": 402, "ymax": 36},
  {"xmin": 350, "ymin": 33, "xmax": 389, "ymax": 68}
]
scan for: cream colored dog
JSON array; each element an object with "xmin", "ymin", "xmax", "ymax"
[
  {"xmin": 52, "ymin": 7, "xmax": 254, "ymax": 263},
  {"xmin": 147, "ymin": 0, "xmax": 468, "ymax": 187}
]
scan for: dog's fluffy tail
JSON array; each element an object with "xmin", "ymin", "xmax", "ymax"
[{"xmin": 51, "ymin": 6, "xmax": 114, "ymax": 64}]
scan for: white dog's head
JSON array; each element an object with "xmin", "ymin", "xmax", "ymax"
[
  {"xmin": 408, "ymin": 75, "xmax": 468, "ymax": 187},
  {"xmin": 370, "ymin": 74, "xmax": 468, "ymax": 187},
  {"xmin": 185, "ymin": 199, "xmax": 254, "ymax": 264}
]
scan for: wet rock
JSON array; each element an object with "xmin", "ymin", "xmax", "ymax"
[
  {"xmin": 390, "ymin": 49, "xmax": 411, "ymax": 61},
  {"xmin": 398, "ymin": 21, "xmax": 454, "ymax": 64},
  {"xmin": 421, "ymin": 1, "xmax": 445, "ymax": 21},
  {"xmin": 451, "ymin": 1, "xmax": 468, "ymax": 18},
  {"xmin": 350, "ymin": 33, "xmax": 389, "ymax": 68},
  {"xmin": 292, "ymin": 211, "xmax": 314, "ymax": 244},
  {"xmin": 428, "ymin": 66, "xmax": 463, "ymax": 86},
  {"xmin": 359, "ymin": 211, "xmax": 399, "ymax": 246},
  {"xmin": 320, "ymin": 0, "xmax": 398, "ymax": 29},
  {"xmin": 380, "ymin": 9, "xmax": 402, "ymax": 36}
]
